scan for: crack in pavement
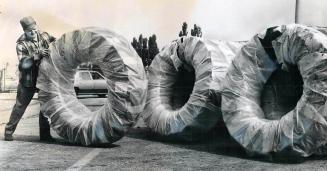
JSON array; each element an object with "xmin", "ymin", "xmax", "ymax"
[{"xmin": 66, "ymin": 148, "xmax": 102, "ymax": 171}]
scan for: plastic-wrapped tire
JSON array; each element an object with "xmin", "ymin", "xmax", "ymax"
[
  {"xmin": 222, "ymin": 24, "xmax": 327, "ymax": 157},
  {"xmin": 36, "ymin": 27, "xmax": 147, "ymax": 146},
  {"xmin": 143, "ymin": 37, "xmax": 244, "ymax": 140}
]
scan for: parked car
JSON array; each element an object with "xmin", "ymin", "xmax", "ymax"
[{"xmin": 74, "ymin": 70, "xmax": 107, "ymax": 97}]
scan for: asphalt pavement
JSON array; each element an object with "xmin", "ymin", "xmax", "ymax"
[{"xmin": 1, "ymin": 93, "xmax": 327, "ymax": 171}]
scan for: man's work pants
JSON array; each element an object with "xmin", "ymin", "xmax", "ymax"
[{"xmin": 4, "ymin": 84, "xmax": 50, "ymax": 137}]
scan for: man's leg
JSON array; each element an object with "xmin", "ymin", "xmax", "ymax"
[
  {"xmin": 39, "ymin": 111, "xmax": 53, "ymax": 141},
  {"xmin": 4, "ymin": 84, "xmax": 36, "ymax": 140}
]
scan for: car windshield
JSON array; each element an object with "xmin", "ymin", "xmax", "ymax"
[
  {"xmin": 79, "ymin": 72, "xmax": 92, "ymax": 80},
  {"xmin": 91, "ymin": 72, "xmax": 104, "ymax": 80}
]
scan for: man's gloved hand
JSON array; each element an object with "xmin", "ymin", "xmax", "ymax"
[
  {"xmin": 40, "ymin": 49, "xmax": 50, "ymax": 58},
  {"xmin": 33, "ymin": 49, "xmax": 50, "ymax": 61}
]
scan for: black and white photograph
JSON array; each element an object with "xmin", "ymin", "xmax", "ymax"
[{"xmin": 0, "ymin": 0, "xmax": 327, "ymax": 170}]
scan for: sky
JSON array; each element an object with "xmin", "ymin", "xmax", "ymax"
[{"xmin": 0, "ymin": 0, "xmax": 312, "ymax": 76}]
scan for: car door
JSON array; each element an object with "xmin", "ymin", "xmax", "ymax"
[
  {"xmin": 90, "ymin": 71, "xmax": 107, "ymax": 92},
  {"xmin": 77, "ymin": 71, "xmax": 93, "ymax": 91}
]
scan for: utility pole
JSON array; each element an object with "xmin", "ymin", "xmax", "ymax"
[
  {"xmin": 0, "ymin": 68, "xmax": 2, "ymax": 92},
  {"xmin": 3, "ymin": 62, "xmax": 8, "ymax": 92},
  {"xmin": 295, "ymin": 0, "xmax": 299, "ymax": 23}
]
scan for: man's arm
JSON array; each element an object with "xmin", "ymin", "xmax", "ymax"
[
  {"xmin": 17, "ymin": 42, "xmax": 42, "ymax": 61},
  {"xmin": 38, "ymin": 32, "xmax": 56, "ymax": 59},
  {"xmin": 16, "ymin": 42, "xmax": 29, "ymax": 61},
  {"xmin": 41, "ymin": 32, "xmax": 56, "ymax": 44},
  {"xmin": 49, "ymin": 34, "xmax": 56, "ymax": 43}
]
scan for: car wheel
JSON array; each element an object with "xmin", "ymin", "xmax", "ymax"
[{"xmin": 98, "ymin": 94, "xmax": 106, "ymax": 98}]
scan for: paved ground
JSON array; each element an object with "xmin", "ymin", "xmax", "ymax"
[{"xmin": 1, "ymin": 93, "xmax": 327, "ymax": 170}]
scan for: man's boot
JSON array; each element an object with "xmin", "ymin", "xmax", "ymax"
[
  {"xmin": 39, "ymin": 129, "xmax": 54, "ymax": 142},
  {"xmin": 4, "ymin": 133, "xmax": 13, "ymax": 141},
  {"xmin": 39, "ymin": 112, "xmax": 54, "ymax": 142},
  {"xmin": 4, "ymin": 128, "xmax": 14, "ymax": 141}
]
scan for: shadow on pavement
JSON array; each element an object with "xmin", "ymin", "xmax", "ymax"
[
  {"xmin": 127, "ymin": 123, "xmax": 248, "ymax": 158},
  {"xmin": 1, "ymin": 134, "xmax": 120, "ymax": 149},
  {"xmin": 126, "ymin": 122, "xmax": 324, "ymax": 164}
]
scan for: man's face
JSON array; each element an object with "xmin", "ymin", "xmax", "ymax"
[{"xmin": 24, "ymin": 28, "xmax": 38, "ymax": 40}]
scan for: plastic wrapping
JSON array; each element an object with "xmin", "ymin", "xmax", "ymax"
[
  {"xmin": 143, "ymin": 37, "xmax": 244, "ymax": 140},
  {"xmin": 36, "ymin": 27, "xmax": 147, "ymax": 145},
  {"xmin": 222, "ymin": 24, "xmax": 327, "ymax": 156}
]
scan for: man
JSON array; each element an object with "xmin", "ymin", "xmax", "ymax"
[{"xmin": 4, "ymin": 16, "xmax": 56, "ymax": 141}]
